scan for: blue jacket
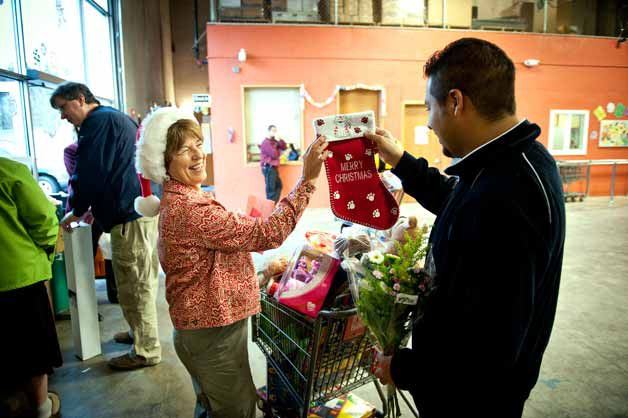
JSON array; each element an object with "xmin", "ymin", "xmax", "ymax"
[
  {"xmin": 390, "ymin": 120, "xmax": 565, "ymax": 417},
  {"xmin": 70, "ymin": 106, "xmax": 141, "ymax": 232}
]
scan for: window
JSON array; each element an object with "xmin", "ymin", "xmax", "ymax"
[
  {"xmin": 29, "ymin": 84, "xmax": 76, "ymax": 193},
  {"xmin": 243, "ymin": 87, "xmax": 303, "ymax": 164},
  {"xmin": 84, "ymin": 2, "xmax": 115, "ymax": 99},
  {"xmin": 91, "ymin": 0, "xmax": 108, "ymax": 12},
  {"xmin": 22, "ymin": 0, "xmax": 85, "ymax": 81},
  {"xmin": 548, "ymin": 110, "xmax": 589, "ymax": 155},
  {"xmin": 0, "ymin": 0, "xmax": 20, "ymax": 73},
  {"xmin": 0, "ymin": 77, "xmax": 30, "ymax": 167}
]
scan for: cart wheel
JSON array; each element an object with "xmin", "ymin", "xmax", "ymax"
[{"xmin": 580, "ymin": 196, "xmax": 584, "ymax": 202}]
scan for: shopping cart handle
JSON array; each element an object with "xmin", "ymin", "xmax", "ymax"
[{"xmin": 317, "ymin": 308, "xmax": 358, "ymax": 318}]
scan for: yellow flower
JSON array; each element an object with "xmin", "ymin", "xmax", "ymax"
[{"xmin": 367, "ymin": 250, "xmax": 385, "ymax": 264}]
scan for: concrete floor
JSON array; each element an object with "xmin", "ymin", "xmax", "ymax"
[{"xmin": 50, "ymin": 197, "xmax": 628, "ymax": 418}]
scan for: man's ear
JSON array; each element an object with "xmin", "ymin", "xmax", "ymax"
[
  {"xmin": 77, "ymin": 94, "xmax": 86, "ymax": 106},
  {"xmin": 448, "ymin": 89, "xmax": 464, "ymax": 116}
]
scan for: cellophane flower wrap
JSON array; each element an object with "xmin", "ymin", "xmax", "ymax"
[{"xmin": 341, "ymin": 225, "xmax": 435, "ymax": 417}]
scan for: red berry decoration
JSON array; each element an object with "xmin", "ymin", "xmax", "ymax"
[
  {"xmin": 354, "ymin": 127, "xmax": 362, "ymax": 133},
  {"xmin": 361, "ymin": 117, "xmax": 369, "ymax": 123},
  {"xmin": 317, "ymin": 119, "xmax": 325, "ymax": 126}
]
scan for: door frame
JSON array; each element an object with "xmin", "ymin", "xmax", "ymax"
[
  {"xmin": 401, "ymin": 100, "xmax": 426, "ymax": 148},
  {"xmin": 337, "ymin": 88, "xmax": 385, "ymax": 129}
]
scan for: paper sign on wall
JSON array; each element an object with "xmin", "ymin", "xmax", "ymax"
[
  {"xmin": 593, "ymin": 106, "xmax": 607, "ymax": 121},
  {"xmin": 192, "ymin": 94, "xmax": 211, "ymax": 106},
  {"xmin": 414, "ymin": 126, "xmax": 429, "ymax": 145},
  {"xmin": 607, "ymin": 102, "xmax": 616, "ymax": 114},
  {"xmin": 615, "ymin": 103, "xmax": 625, "ymax": 118}
]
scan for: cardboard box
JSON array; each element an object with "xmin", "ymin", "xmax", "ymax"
[
  {"xmin": 220, "ymin": 7, "xmax": 242, "ymax": 18},
  {"xmin": 271, "ymin": 0, "xmax": 287, "ymax": 11},
  {"xmin": 382, "ymin": 0, "xmax": 424, "ymax": 25},
  {"xmin": 336, "ymin": 0, "xmax": 373, "ymax": 24},
  {"xmin": 241, "ymin": 5, "xmax": 265, "ymax": 19},
  {"xmin": 427, "ymin": 0, "xmax": 471, "ymax": 27},
  {"xmin": 273, "ymin": 10, "xmax": 320, "ymax": 22},
  {"xmin": 288, "ymin": 0, "xmax": 319, "ymax": 12},
  {"xmin": 242, "ymin": 0, "xmax": 263, "ymax": 6}
]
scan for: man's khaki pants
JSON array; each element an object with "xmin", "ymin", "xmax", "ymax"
[
  {"xmin": 174, "ymin": 318, "xmax": 257, "ymax": 418},
  {"xmin": 110, "ymin": 217, "xmax": 161, "ymax": 363}
]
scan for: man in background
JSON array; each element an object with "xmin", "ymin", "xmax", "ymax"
[
  {"xmin": 50, "ymin": 82, "xmax": 161, "ymax": 371},
  {"xmin": 260, "ymin": 124, "xmax": 286, "ymax": 202}
]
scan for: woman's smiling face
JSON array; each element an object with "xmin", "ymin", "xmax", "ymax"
[{"xmin": 168, "ymin": 135, "xmax": 207, "ymax": 188}]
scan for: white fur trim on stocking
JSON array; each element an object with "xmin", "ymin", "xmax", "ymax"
[
  {"xmin": 134, "ymin": 195, "xmax": 161, "ymax": 217},
  {"xmin": 136, "ymin": 107, "xmax": 197, "ymax": 184}
]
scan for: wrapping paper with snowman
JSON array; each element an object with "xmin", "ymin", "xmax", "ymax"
[
  {"xmin": 274, "ymin": 245, "xmax": 340, "ymax": 318},
  {"xmin": 313, "ymin": 111, "xmax": 399, "ymax": 230}
]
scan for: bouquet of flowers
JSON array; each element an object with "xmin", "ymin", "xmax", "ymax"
[{"xmin": 341, "ymin": 224, "xmax": 434, "ymax": 417}]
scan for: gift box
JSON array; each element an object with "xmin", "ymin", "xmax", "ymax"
[{"xmin": 275, "ymin": 244, "xmax": 341, "ymax": 318}]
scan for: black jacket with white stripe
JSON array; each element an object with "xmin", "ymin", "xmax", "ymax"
[{"xmin": 389, "ymin": 120, "xmax": 565, "ymax": 417}]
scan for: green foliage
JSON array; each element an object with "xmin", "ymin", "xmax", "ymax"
[{"xmin": 353, "ymin": 226, "xmax": 431, "ymax": 355}]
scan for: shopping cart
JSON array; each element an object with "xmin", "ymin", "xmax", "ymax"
[
  {"xmin": 557, "ymin": 161, "xmax": 589, "ymax": 202},
  {"xmin": 253, "ymin": 291, "xmax": 395, "ymax": 418}
]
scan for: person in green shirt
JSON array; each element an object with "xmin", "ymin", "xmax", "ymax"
[{"xmin": 0, "ymin": 157, "xmax": 62, "ymax": 418}]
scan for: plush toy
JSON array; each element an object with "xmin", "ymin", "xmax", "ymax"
[
  {"xmin": 259, "ymin": 256, "xmax": 288, "ymax": 288},
  {"xmin": 384, "ymin": 216, "xmax": 421, "ymax": 254},
  {"xmin": 334, "ymin": 227, "xmax": 371, "ymax": 258}
]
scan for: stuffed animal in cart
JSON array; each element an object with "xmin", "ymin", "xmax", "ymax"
[
  {"xmin": 384, "ymin": 216, "xmax": 421, "ymax": 254},
  {"xmin": 258, "ymin": 256, "xmax": 288, "ymax": 288},
  {"xmin": 334, "ymin": 226, "xmax": 371, "ymax": 258}
]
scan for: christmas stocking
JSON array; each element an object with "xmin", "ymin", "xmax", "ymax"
[
  {"xmin": 313, "ymin": 111, "xmax": 399, "ymax": 230},
  {"xmin": 133, "ymin": 127, "xmax": 160, "ymax": 217}
]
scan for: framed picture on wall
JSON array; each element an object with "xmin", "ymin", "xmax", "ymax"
[
  {"xmin": 242, "ymin": 86, "xmax": 303, "ymax": 164},
  {"xmin": 599, "ymin": 119, "xmax": 628, "ymax": 147}
]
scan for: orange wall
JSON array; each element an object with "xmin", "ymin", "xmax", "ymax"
[{"xmin": 206, "ymin": 25, "xmax": 628, "ymax": 210}]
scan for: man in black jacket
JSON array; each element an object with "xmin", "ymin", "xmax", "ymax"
[
  {"xmin": 366, "ymin": 38, "xmax": 565, "ymax": 417},
  {"xmin": 52, "ymin": 83, "xmax": 161, "ymax": 371}
]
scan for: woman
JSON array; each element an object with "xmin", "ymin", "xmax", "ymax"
[
  {"xmin": 136, "ymin": 108, "xmax": 328, "ymax": 418},
  {"xmin": 0, "ymin": 157, "xmax": 62, "ymax": 418}
]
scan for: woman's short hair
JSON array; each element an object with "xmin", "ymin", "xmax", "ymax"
[{"xmin": 165, "ymin": 119, "xmax": 204, "ymax": 168}]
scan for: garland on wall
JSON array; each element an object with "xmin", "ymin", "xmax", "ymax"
[{"xmin": 299, "ymin": 84, "xmax": 387, "ymax": 117}]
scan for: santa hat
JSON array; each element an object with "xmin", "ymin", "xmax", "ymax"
[{"xmin": 134, "ymin": 107, "xmax": 198, "ymax": 217}]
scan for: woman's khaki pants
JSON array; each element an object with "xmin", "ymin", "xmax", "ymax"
[{"xmin": 174, "ymin": 318, "xmax": 257, "ymax": 418}]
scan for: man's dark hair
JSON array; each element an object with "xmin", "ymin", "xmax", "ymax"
[
  {"xmin": 49, "ymin": 82, "xmax": 101, "ymax": 109},
  {"xmin": 424, "ymin": 38, "xmax": 516, "ymax": 121},
  {"xmin": 268, "ymin": 125, "xmax": 276, "ymax": 131}
]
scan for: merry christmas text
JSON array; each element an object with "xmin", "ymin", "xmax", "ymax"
[{"xmin": 335, "ymin": 160, "xmax": 374, "ymax": 183}]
